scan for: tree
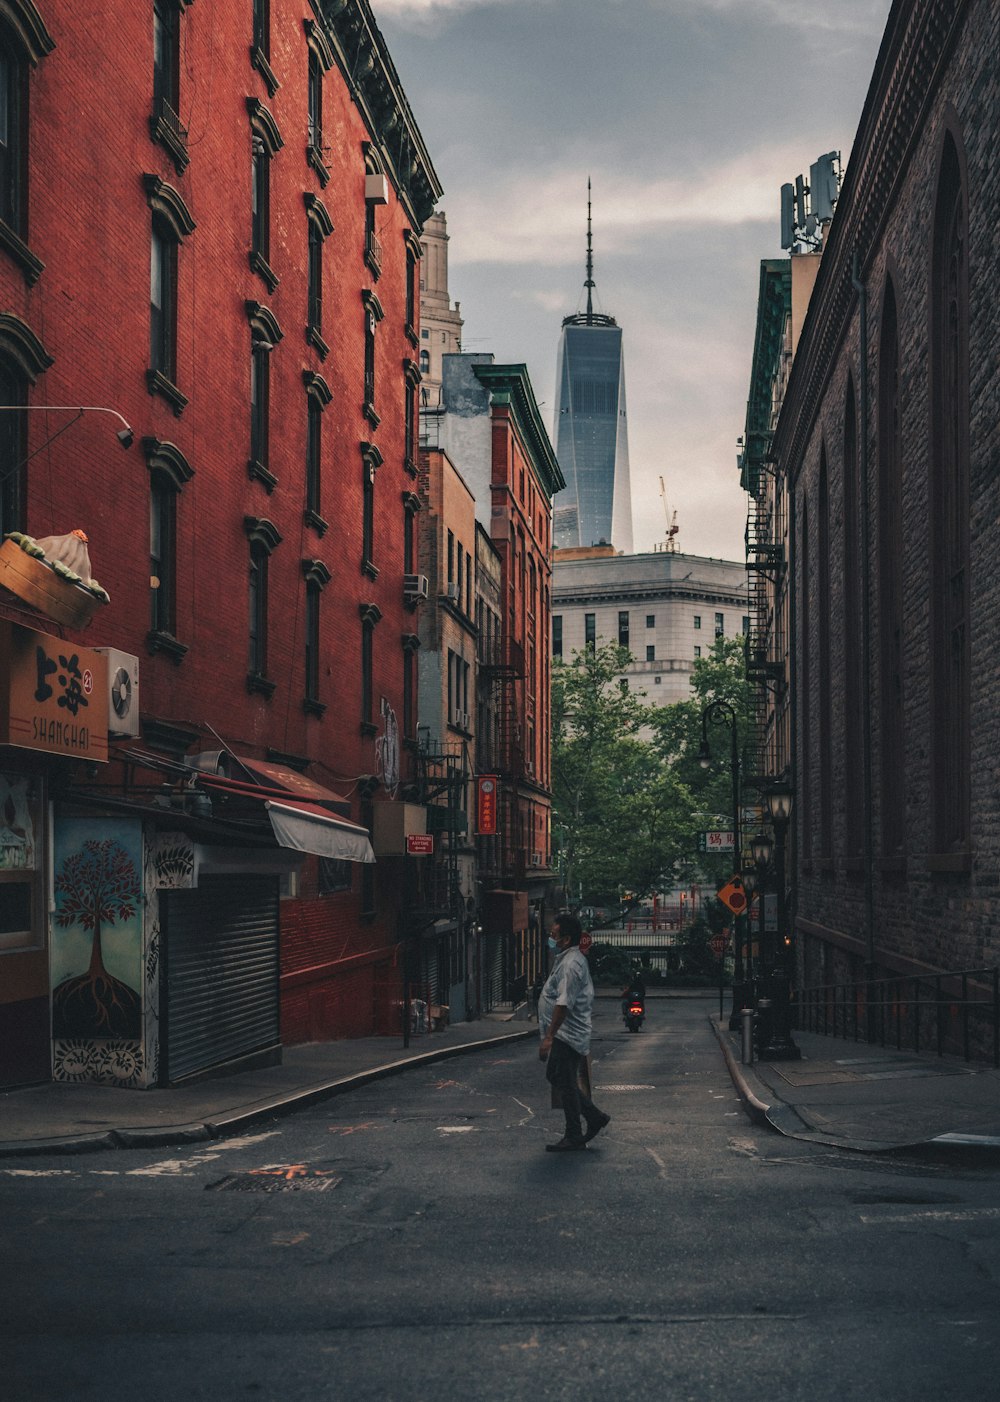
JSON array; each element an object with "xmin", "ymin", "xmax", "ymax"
[
  {"xmin": 552, "ymin": 642, "xmax": 696, "ymax": 912},
  {"xmin": 52, "ymin": 837, "xmax": 141, "ymax": 1039}
]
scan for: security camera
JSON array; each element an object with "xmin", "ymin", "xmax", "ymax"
[{"xmin": 117, "ymin": 426, "xmax": 134, "ymax": 448}]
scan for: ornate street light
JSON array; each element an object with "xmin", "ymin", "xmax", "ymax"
[
  {"xmin": 758, "ymin": 780, "xmax": 801, "ymax": 1061},
  {"xmin": 751, "ymin": 831, "xmax": 773, "ymax": 871},
  {"xmin": 699, "ymin": 700, "xmax": 748, "ymax": 1028}
]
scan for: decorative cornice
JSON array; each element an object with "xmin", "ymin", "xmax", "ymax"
[
  {"xmin": 471, "ymin": 362, "xmax": 565, "ymax": 499},
  {"xmin": 142, "ymin": 437, "xmax": 195, "ymax": 487},
  {"xmin": 244, "ymin": 516, "xmax": 282, "ymax": 552},
  {"xmin": 0, "ymin": 312, "xmax": 52, "ymax": 381},
  {"xmin": 304, "ymin": 191, "xmax": 334, "ymax": 238},
  {"xmin": 1, "ymin": 0, "xmax": 55, "ymax": 65},
  {"xmin": 316, "ymin": 0, "xmax": 443, "ymax": 231},
  {"xmin": 245, "ymin": 300, "xmax": 283, "ymax": 345},
  {"xmin": 142, "ymin": 174, "xmax": 196, "ymax": 238},
  {"xmin": 303, "ymin": 369, "xmax": 333, "ymax": 405},
  {"xmin": 302, "ymin": 558, "xmax": 331, "ymax": 588},
  {"xmin": 773, "ymin": 0, "xmax": 969, "ymax": 479}
]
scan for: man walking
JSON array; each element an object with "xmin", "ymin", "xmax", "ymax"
[{"xmin": 538, "ymin": 912, "xmax": 611, "ymax": 1152}]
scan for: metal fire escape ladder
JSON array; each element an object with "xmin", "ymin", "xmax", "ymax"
[
  {"xmin": 480, "ymin": 635, "xmax": 525, "ymax": 883},
  {"xmin": 417, "ymin": 739, "xmax": 467, "ymax": 920},
  {"xmin": 744, "ymin": 474, "xmax": 785, "ymax": 791}
]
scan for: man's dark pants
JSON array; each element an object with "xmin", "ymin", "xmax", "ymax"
[{"xmin": 545, "ymin": 1036, "xmax": 601, "ymax": 1142}]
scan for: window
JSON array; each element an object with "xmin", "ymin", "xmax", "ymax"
[
  {"xmin": 742, "ymin": 615, "xmax": 750, "ymax": 635},
  {"xmin": 618, "ymin": 611, "xmax": 629, "ymax": 648},
  {"xmin": 246, "ymin": 302, "xmax": 282, "ymax": 490},
  {"xmin": 251, "ymin": 0, "xmax": 277, "ymax": 95},
  {"xmin": 584, "ymin": 613, "xmax": 596, "ymax": 650},
  {"xmin": 146, "ymin": 437, "xmax": 193, "ymax": 659},
  {"xmin": 359, "ymin": 603, "xmax": 382, "ymax": 730},
  {"xmin": 404, "ymin": 233, "xmax": 420, "ymax": 341},
  {"xmin": 402, "ymin": 633, "xmax": 419, "ymax": 738},
  {"xmin": 714, "ymin": 612, "xmax": 724, "ymax": 637},
  {"xmin": 304, "ymin": 194, "xmax": 333, "ymax": 358},
  {"xmin": 319, "ymin": 858, "xmax": 351, "ymax": 895},
  {"xmin": 245, "ymin": 517, "xmax": 281, "ymax": 695},
  {"xmin": 144, "ymin": 176, "xmax": 194, "ymax": 413},
  {"xmin": 646, "ymin": 615, "xmax": 655, "ymax": 628},
  {"xmin": 361, "ymin": 290, "xmax": 383, "ymax": 425},
  {"xmin": 402, "ymin": 491, "xmax": 419, "ymax": 575},
  {"xmin": 248, "ymin": 99, "xmax": 282, "ymax": 291},
  {"xmin": 302, "ymin": 559, "xmax": 330, "ymax": 715},
  {"xmin": 404, "ymin": 359, "xmax": 420, "ymax": 471},
  {"xmin": 877, "ymin": 277, "xmax": 905, "ymax": 861},
  {"xmin": 364, "ymin": 199, "xmax": 381, "ymax": 278},
  {"xmin": 303, "ymin": 370, "xmax": 331, "ymax": 531},
  {"xmin": 360, "ymin": 442, "xmax": 382, "ymax": 577},
  {"xmin": 151, "ymin": 0, "xmax": 188, "ymax": 171},
  {"xmin": 304, "ymin": 20, "xmax": 333, "ymax": 184},
  {"xmin": 693, "ymin": 615, "xmax": 701, "ymax": 629},
  {"xmin": 654, "ymin": 676, "xmax": 661, "ymax": 685},
  {"xmin": 552, "ymin": 615, "xmax": 562, "ymax": 658},
  {"xmin": 929, "ymin": 131, "xmax": 970, "ymax": 861},
  {"xmin": 0, "ymin": 358, "xmax": 25, "ymax": 537},
  {"xmin": 800, "ymin": 498, "xmax": 811, "ymax": 860},
  {"xmin": 420, "ymin": 348, "xmax": 430, "ymax": 375},
  {"xmin": 694, "ymin": 645, "xmax": 701, "ymax": 658},
  {"xmin": 646, "ymin": 645, "xmax": 655, "ymax": 662},
  {"xmin": 818, "ymin": 449, "xmax": 832, "ymax": 859},
  {"xmin": 0, "ymin": 10, "xmax": 49, "ymax": 284},
  {"xmin": 843, "ymin": 375, "xmax": 863, "ymax": 863}
]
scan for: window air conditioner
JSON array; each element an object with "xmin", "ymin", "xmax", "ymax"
[
  {"xmin": 530, "ymin": 853, "xmax": 542, "ymax": 866},
  {"xmin": 404, "ymin": 573, "xmax": 429, "ymax": 603},
  {"xmin": 445, "ymin": 582, "xmax": 460, "ymax": 602},
  {"xmin": 94, "ymin": 649, "xmax": 140, "ymax": 738},
  {"xmin": 365, "ymin": 172, "xmax": 389, "ymax": 205}
]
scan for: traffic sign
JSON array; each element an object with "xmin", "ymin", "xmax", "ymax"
[
  {"xmin": 406, "ymin": 834, "xmax": 434, "ymax": 855},
  {"xmin": 709, "ymin": 934, "xmax": 729, "ymax": 956},
  {"xmin": 579, "ymin": 933, "xmax": 592, "ymax": 954},
  {"xmin": 716, "ymin": 877, "xmax": 747, "ymax": 915}
]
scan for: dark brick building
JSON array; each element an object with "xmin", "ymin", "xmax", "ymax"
[
  {"xmin": 758, "ymin": 0, "xmax": 999, "ymax": 1035},
  {"xmin": 0, "ymin": 0, "xmax": 441, "ymax": 1087}
]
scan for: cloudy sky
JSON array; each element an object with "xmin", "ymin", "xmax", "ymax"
[{"xmin": 374, "ymin": 0, "xmax": 893, "ymax": 560}]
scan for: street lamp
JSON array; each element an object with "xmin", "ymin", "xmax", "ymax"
[
  {"xmin": 699, "ymin": 699, "xmax": 747, "ymax": 1029},
  {"xmin": 758, "ymin": 780, "xmax": 801, "ymax": 1060}
]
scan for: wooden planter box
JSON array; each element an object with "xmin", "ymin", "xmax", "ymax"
[{"xmin": 0, "ymin": 538, "xmax": 105, "ymax": 629}]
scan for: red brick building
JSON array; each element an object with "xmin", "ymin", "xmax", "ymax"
[{"xmin": 0, "ymin": 0, "xmax": 440, "ymax": 1087}]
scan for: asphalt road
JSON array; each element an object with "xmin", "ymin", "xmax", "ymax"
[{"xmin": 4, "ymin": 997, "xmax": 999, "ymax": 1401}]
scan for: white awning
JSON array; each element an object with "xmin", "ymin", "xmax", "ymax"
[{"xmin": 265, "ymin": 799, "xmax": 375, "ymax": 864}]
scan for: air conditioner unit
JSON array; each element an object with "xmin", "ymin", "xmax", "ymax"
[
  {"xmin": 403, "ymin": 573, "xmax": 429, "ymax": 603},
  {"xmin": 445, "ymin": 582, "xmax": 460, "ymax": 602},
  {"xmin": 462, "ymin": 711, "xmax": 472, "ymax": 732},
  {"xmin": 530, "ymin": 853, "xmax": 542, "ymax": 866},
  {"xmin": 95, "ymin": 648, "xmax": 140, "ymax": 737},
  {"xmin": 365, "ymin": 172, "xmax": 389, "ymax": 205}
]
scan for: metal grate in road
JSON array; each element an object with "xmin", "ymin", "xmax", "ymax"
[{"xmin": 206, "ymin": 1171, "xmax": 342, "ymax": 1193}]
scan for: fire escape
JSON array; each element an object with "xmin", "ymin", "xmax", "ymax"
[
  {"xmin": 479, "ymin": 634, "xmax": 526, "ymax": 886},
  {"xmin": 417, "ymin": 738, "xmax": 468, "ymax": 921},
  {"xmin": 743, "ymin": 434, "xmax": 786, "ymax": 794}
]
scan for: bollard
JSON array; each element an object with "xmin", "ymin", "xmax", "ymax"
[{"xmin": 741, "ymin": 1006, "xmax": 755, "ymax": 1065}]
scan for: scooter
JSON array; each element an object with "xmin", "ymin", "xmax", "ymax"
[{"xmin": 623, "ymin": 997, "xmax": 645, "ymax": 1032}]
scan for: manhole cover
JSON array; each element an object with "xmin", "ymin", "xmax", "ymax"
[{"xmin": 207, "ymin": 1170, "xmax": 342, "ymax": 1193}]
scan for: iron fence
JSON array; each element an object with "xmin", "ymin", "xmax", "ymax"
[{"xmin": 798, "ymin": 966, "xmax": 1000, "ymax": 1067}]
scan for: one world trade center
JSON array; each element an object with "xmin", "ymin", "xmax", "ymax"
[{"xmin": 553, "ymin": 185, "xmax": 633, "ymax": 553}]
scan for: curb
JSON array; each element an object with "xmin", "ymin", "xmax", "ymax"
[{"xmin": 0, "ymin": 1028, "xmax": 537, "ymax": 1160}]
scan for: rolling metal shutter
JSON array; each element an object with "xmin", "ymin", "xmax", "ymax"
[{"xmin": 162, "ymin": 875, "xmax": 279, "ymax": 1084}]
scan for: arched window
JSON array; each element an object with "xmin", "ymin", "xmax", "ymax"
[
  {"xmin": 877, "ymin": 277, "xmax": 905, "ymax": 863},
  {"xmin": 245, "ymin": 516, "xmax": 281, "ymax": 695},
  {"xmin": 929, "ymin": 130, "xmax": 970, "ymax": 863},
  {"xmin": 247, "ymin": 98, "xmax": 282, "ymax": 291},
  {"xmin": 144, "ymin": 175, "xmax": 195, "ymax": 414},
  {"xmin": 246, "ymin": 301, "xmax": 282, "ymax": 490},
  {"xmin": 842, "ymin": 375, "xmax": 863, "ymax": 864},
  {"xmin": 0, "ymin": 0, "xmax": 53, "ymax": 283},
  {"xmin": 303, "ymin": 369, "xmax": 331, "ymax": 531},
  {"xmin": 144, "ymin": 437, "xmax": 193, "ymax": 659},
  {"xmin": 301, "ymin": 558, "xmax": 330, "ymax": 716},
  {"xmin": 818, "ymin": 448, "xmax": 832, "ymax": 862},
  {"xmin": 304, "ymin": 193, "xmax": 333, "ymax": 358}
]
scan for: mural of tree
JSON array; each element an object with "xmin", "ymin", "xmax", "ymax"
[{"xmin": 52, "ymin": 838, "xmax": 141, "ymax": 1039}]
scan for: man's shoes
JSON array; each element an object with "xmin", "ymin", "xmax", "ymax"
[
  {"xmin": 583, "ymin": 1112, "xmax": 611, "ymax": 1144},
  {"xmin": 545, "ymin": 1136, "xmax": 587, "ymax": 1152}
]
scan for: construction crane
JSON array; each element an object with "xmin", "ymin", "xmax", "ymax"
[{"xmin": 659, "ymin": 476, "xmax": 679, "ymax": 553}]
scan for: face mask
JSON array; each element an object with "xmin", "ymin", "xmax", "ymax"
[{"xmin": 547, "ymin": 936, "xmax": 559, "ymax": 951}]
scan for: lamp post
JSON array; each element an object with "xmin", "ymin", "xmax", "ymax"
[
  {"xmin": 698, "ymin": 699, "xmax": 747, "ymax": 1030},
  {"xmin": 758, "ymin": 779, "xmax": 801, "ymax": 1060}
]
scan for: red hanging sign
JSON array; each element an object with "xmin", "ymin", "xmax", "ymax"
[{"xmin": 476, "ymin": 775, "xmax": 498, "ymax": 835}]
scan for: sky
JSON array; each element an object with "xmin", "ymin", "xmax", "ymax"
[{"xmin": 374, "ymin": 0, "xmax": 893, "ymax": 561}]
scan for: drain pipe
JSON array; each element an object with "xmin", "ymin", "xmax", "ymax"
[{"xmin": 851, "ymin": 249, "xmax": 876, "ymax": 986}]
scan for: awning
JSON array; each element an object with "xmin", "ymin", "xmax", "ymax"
[{"xmin": 265, "ymin": 798, "xmax": 375, "ymax": 864}]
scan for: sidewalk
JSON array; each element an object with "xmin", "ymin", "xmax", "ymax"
[
  {"xmin": 0, "ymin": 1017, "xmax": 536, "ymax": 1159},
  {"xmin": 712, "ymin": 1013, "xmax": 1000, "ymax": 1153}
]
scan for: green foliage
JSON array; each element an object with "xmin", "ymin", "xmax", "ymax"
[{"xmin": 552, "ymin": 634, "xmax": 753, "ymax": 921}]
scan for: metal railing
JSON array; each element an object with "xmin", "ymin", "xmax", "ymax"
[{"xmin": 798, "ymin": 967, "xmax": 1000, "ymax": 1067}]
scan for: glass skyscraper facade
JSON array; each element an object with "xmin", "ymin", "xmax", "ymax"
[{"xmin": 553, "ymin": 315, "xmax": 633, "ymax": 553}]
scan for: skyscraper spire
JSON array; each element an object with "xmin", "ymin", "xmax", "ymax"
[{"xmin": 585, "ymin": 176, "xmax": 595, "ymax": 323}]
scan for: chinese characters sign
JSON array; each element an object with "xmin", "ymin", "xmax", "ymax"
[
  {"xmin": 0, "ymin": 622, "xmax": 108, "ymax": 762},
  {"xmin": 476, "ymin": 775, "xmax": 498, "ymax": 835}
]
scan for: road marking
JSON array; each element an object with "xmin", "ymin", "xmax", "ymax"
[
  {"xmin": 601, "ymin": 1084, "xmax": 655, "ymax": 1091},
  {"xmin": 127, "ymin": 1154, "xmax": 222, "ymax": 1176},
  {"xmin": 328, "ymin": 1122, "xmax": 381, "ymax": 1136},
  {"xmin": 0, "ymin": 1168, "xmax": 73, "ymax": 1177},
  {"xmin": 437, "ymin": 1126, "xmax": 476, "ymax": 1134},
  {"xmin": 860, "ymin": 1206, "xmax": 1000, "ymax": 1226}
]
